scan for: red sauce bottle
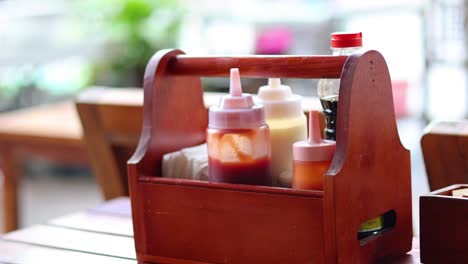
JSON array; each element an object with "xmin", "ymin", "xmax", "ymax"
[{"xmin": 207, "ymin": 68, "xmax": 272, "ymax": 186}]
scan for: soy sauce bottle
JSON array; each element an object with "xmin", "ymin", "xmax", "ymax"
[
  {"xmin": 318, "ymin": 32, "xmax": 384, "ymax": 239},
  {"xmin": 317, "ymin": 32, "xmax": 362, "ymax": 140}
]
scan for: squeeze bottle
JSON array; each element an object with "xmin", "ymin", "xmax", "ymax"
[
  {"xmin": 207, "ymin": 68, "xmax": 272, "ymax": 186},
  {"xmin": 292, "ymin": 110, "xmax": 335, "ymax": 190},
  {"xmin": 257, "ymin": 78, "xmax": 307, "ymax": 187}
]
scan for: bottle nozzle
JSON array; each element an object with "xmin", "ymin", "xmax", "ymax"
[
  {"xmin": 219, "ymin": 68, "xmax": 254, "ymax": 109},
  {"xmin": 268, "ymin": 78, "xmax": 282, "ymax": 89},
  {"xmin": 230, "ymin": 68, "xmax": 242, "ymax": 96},
  {"xmin": 308, "ymin": 110, "xmax": 323, "ymax": 144}
]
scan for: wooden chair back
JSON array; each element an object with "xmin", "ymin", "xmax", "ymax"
[
  {"xmin": 76, "ymin": 87, "xmax": 143, "ymax": 199},
  {"xmin": 421, "ymin": 120, "xmax": 468, "ymax": 191}
]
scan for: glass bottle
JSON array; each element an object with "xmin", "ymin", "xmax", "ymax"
[{"xmin": 317, "ymin": 32, "xmax": 363, "ymax": 141}]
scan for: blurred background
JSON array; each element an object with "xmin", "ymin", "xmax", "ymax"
[{"xmin": 0, "ymin": 0, "xmax": 466, "ymax": 234}]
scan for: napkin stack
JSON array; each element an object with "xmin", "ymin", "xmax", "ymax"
[{"xmin": 162, "ymin": 143, "xmax": 209, "ymax": 181}]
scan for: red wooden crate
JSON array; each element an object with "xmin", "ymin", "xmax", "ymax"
[
  {"xmin": 420, "ymin": 184, "xmax": 468, "ymax": 264},
  {"xmin": 128, "ymin": 49, "xmax": 413, "ymax": 263}
]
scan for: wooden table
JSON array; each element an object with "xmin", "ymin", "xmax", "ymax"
[
  {"xmin": 0, "ymin": 101, "xmax": 87, "ymax": 232},
  {"xmin": 0, "ymin": 197, "xmax": 421, "ymax": 263}
]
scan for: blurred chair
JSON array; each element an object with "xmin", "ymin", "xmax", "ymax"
[
  {"xmin": 75, "ymin": 87, "xmax": 143, "ymax": 199},
  {"xmin": 0, "ymin": 102, "xmax": 87, "ymax": 232},
  {"xmin": 421, "ymin": 120, "xmax": 468, "ymax": 191}
]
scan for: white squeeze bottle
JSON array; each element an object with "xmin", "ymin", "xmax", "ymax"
[{"xmin": 257, "ymin": 78, "xmax": 307, "ymax": 187}]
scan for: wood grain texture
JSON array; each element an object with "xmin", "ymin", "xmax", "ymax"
[
  {"xmin": 0, "ymin": 240, "xmax": 137, "ymax": 264},
  {"xmin": 128, "ymin": 49, "xmax": 412, "ymax": 263},
  {"xmin": 0, "ymin": 197, "xmax": 420, "ymax": 263},
  {"xmin": 2, "ymin": 225, "xmax": 136, "ymax": 259},
  {"xmin": 49, "ymin": 211, "xmax": 133, "ymax": 237},
  {"xmin": 420, "ymin": 184, "xmax": 468, "ymax": 264},
  {"xmin": 421, "ymin": 121, "xmax": 468, "ymax": 191},
  {"xmin": 0, "ymin": 101, "xmax": 83, "ymax": 146},
  {"xmin": 1, "ymin": 146, "xmax": 20, "ymax": 232},
  {"xmin": 0, "ymin": 101, "xmax": 87, "ymax": 233},
  {"xmin": 76, "ymin": 101, "xmax": 129, "ymax": 199},
  {"xmin": 380, "ymin": 238, "xmax": 420, "ymax": 264},
  {"xmin": 136, "ymin": 181, "xmax": 325, "ymax": 264},
  {"xmin": 169, "ymin": 54, "xmax": 347, "ymax": 78},
  {"xmin": 76, "ymin": 88, "xmax": 144, "ymax": 199},
  {"xmin": 323, "ymin": 50, "xmax": 412, "ymax": 263},
  {"xmin": 127, "ymin": 49, "xmax": 210, "ymax": 263}
]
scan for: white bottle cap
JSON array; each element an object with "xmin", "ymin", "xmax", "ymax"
[
  {"xmin": 209, "ymin": 68, "xmax": 265, "ymax": 129},
  {"xmin": 257, "ymin": 78, "xmax": 303, "ymax": 119}
]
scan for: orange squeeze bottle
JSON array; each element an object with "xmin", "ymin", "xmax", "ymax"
[{"xmin": 292, "ymin": 110, "xmax": 335, "ymax": 190}]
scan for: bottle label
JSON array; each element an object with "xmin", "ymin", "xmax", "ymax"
[{"xmin": 359, "ymin": 216, "xmax": 383, "ymax": 232}]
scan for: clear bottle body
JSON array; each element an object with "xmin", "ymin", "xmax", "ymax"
[
  {"xmin": 207, "ymin": 125, "xmax": 272, "ymax": 186},
  {"xmin": 317, "ymin": 46, "xmax": 361, "ymax": 140}
]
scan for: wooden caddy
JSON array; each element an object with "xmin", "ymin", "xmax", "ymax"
[
  {"xmin": 420, "ymin": 184, "xmax": 468, "ymax": 263},
  {"xmin": 128, "ymin": 49, "xmax": 412, "ymax": 263}
]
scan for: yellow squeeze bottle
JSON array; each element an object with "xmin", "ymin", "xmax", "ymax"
[{"xmin": 257, "ymin": 78, "xmax": 307, "ymax": 187}]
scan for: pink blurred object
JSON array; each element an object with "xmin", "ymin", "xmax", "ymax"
[
  {"xmin": 256, "ymin": 27, "xmax": 293, "ymax": 54},
  {"xmin": 392, "ymin": 80, "xmax": 408, "ymax": 118}
]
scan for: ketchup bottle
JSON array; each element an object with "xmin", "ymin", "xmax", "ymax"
[{"xmin": 207, "ymin": 68, "xmax": 272, "ymax": 186}]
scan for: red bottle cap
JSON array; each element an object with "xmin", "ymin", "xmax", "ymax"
[{"xmin": 330, "ymin": 32, "xmax": 362, "ymax": 48}]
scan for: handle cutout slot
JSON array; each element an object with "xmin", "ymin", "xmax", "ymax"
[{"xmin": 358, "ymin": 210, "xmax": 396, "ymax": 245}]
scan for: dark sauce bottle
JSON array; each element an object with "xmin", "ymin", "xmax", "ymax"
[
  {"xmin": 319, "ymin": 95, "xmax": 338, "ymax": 140},
  {"xmin": 318, "ymin": 32, "xmax": 384, "ymax": 240}
]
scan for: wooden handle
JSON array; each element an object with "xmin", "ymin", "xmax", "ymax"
[
  {"xmin": 130, "ymin": 49, "xmax": 348, "ymax": 176},
  {"xmin": 129, "ymin": 49, "xmax": 208, "ymax": 177},
  {"xmin": 168, "ymin": 54, "xmax": 348, "ymax": 78}
]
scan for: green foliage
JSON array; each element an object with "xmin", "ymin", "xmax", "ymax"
[{"xmin": 77, "ymin": 0, "xmax": 182, "ymax": 86}]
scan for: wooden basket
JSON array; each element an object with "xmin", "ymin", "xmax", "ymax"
[
  {"xmin": 420, "ymin": 184, "xmax": 468, "ymax": 263},
  {"xmin": 127, "ymin": 49, "xmax": 412, "ymax": 263}
]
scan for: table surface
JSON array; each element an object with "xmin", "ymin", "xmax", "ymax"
[
  {"xmin": 0, "ymin": 101, "xmax": 83, "ymax": 146},
  {"xmin": 0, "ymin": 197, "xmax": 421, "ymax": 264}
]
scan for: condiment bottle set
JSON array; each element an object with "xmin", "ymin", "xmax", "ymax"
[
  {"xmin": 206, "ymin": 32, "xmax": 384, "ymax": 239},
  {"xmin": 207, "ymin": 68, "xmax": 336, "ymax": 191},
  {"xmin": 207, "ymin": 32, "xmax": 362, "ymax": 189}
]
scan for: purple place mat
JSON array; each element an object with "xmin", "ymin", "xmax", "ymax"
[{"xmin": 88, "ymin": 197, "xmax": 132, "ymax": 218}]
